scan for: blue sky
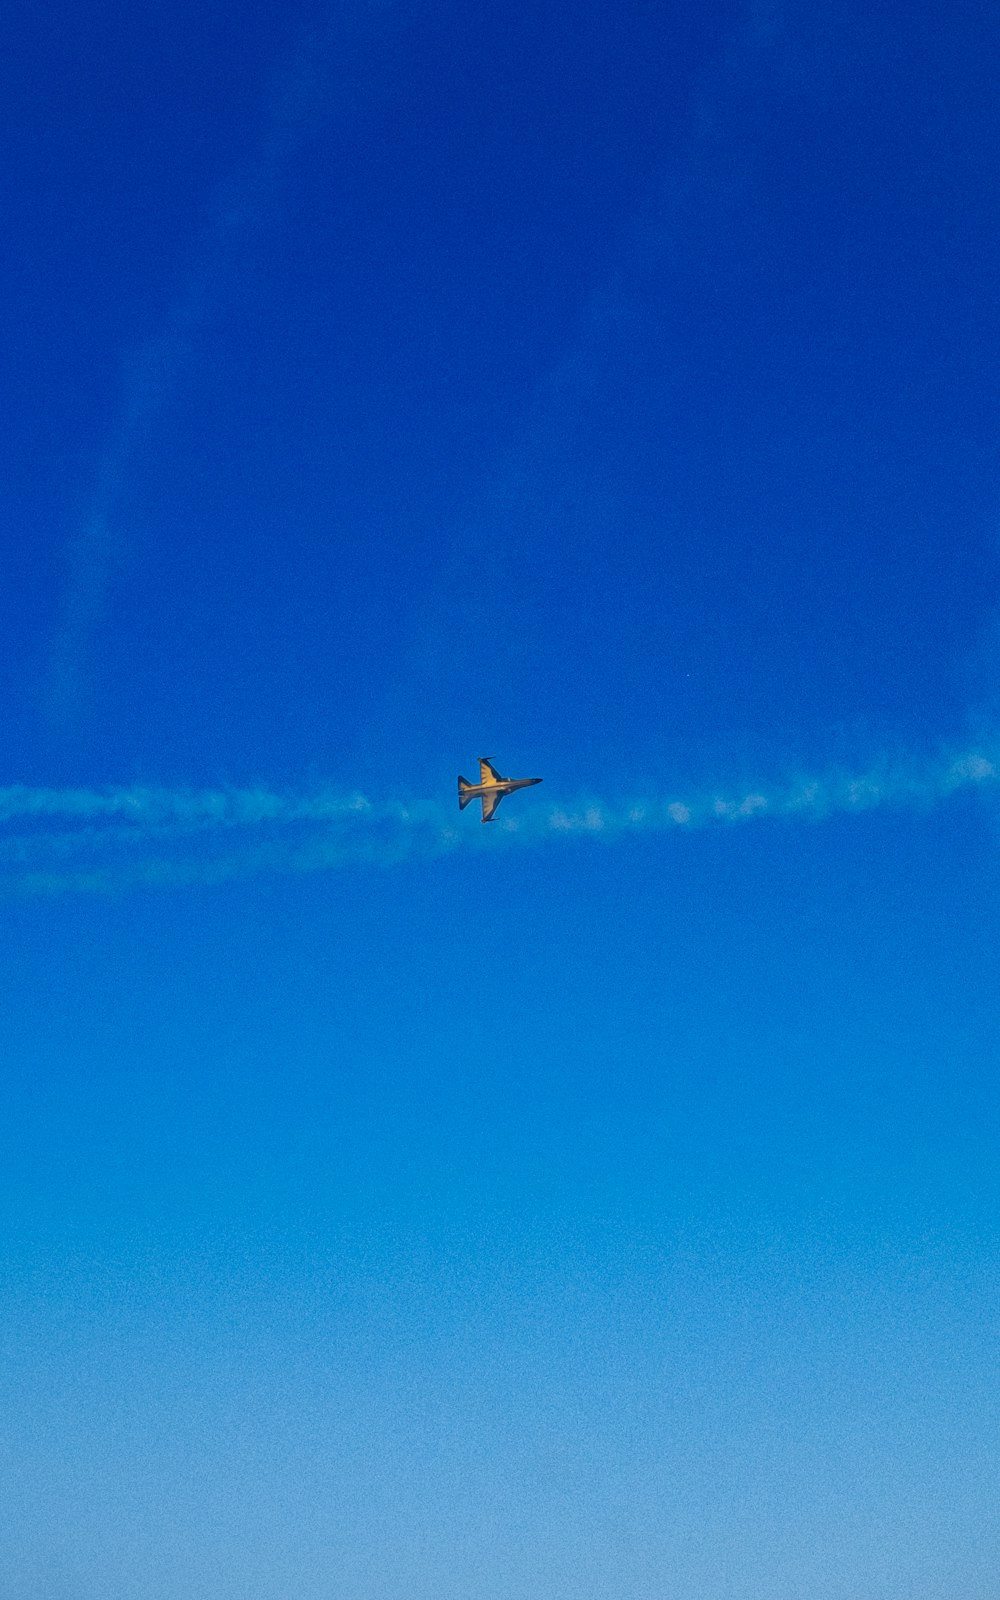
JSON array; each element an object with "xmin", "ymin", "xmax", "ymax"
[{"xmin": 2, "ymin": 2, "xmax": 999, "ymax": 1595}]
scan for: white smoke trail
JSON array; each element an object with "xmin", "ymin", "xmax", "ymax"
[
  {"xmin": 0, "ymin": 784, "xmax": 371, "ymax": 827},
  {"xmin": 0, "ymin": 746, "xmax": 995, "ymax": 896},
  {"xmin": 535, "ymin": 751, "xmax": 999, "ymax": 837}
]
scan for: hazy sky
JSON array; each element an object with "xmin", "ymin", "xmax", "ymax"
[{"xmin": 2, "ymin": 3, "xmax": 999, "ymax": 1596}]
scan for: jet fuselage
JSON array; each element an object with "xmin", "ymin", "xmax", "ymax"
[{"xmin": 457, "ymin": 758, "xmax": 543, "ymax": 822}]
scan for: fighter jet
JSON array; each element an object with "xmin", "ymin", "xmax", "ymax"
[{"xmin": 458, "ymin": 757, "xmax": 543, "ymax": 823}]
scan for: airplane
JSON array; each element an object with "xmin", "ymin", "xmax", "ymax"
[{"xmin": 458, "ymin": 757, "xmax": 543, "ymax": 823}]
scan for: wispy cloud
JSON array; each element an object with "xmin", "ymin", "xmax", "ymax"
[{"xmin": 1, "ymin": 745, "xmax": 995, "ymax": 896}]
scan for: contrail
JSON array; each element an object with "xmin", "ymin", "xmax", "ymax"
[{"xmin": 0, "ymin": 746, "xmax": 995, "ymax": 896}]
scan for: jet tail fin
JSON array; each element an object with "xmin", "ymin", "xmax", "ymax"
[{"xmin": 457, "ymin": 776, "xmax": 475, "ymax": 810}]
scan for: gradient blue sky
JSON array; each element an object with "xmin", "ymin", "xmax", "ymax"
[{"xmin": 3, "ymin": 3, "xmax": 1000, "ymax": 1595}]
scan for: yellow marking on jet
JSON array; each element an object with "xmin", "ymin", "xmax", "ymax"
[{"xmin": 457, "ymin": 757, "xmax": 543, "ymax": 823}]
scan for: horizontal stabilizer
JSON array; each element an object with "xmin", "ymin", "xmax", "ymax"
[{"xmin": 457, "ymin": 776, "xmax": 474, "ymax": 811}]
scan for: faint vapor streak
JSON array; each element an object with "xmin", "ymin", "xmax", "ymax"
[
  {"xmin": 46, "ymin": 4, "xmax": 399, "ymax": 721},
  {"xmin": 0, "ymin": 747, "xmax": 995, "ymax": 895},
  {"xmin": 47, "ymin": 56, "xmax": 316, "ymax": 721}
]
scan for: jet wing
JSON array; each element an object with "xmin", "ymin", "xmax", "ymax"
[
  {"xmin": 481, "ymin": 790, "xmax": 505, "ymax": 823},
  {"xmin": 479, "ymin": 758, "xmax": 503, "ymax": 785}
]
